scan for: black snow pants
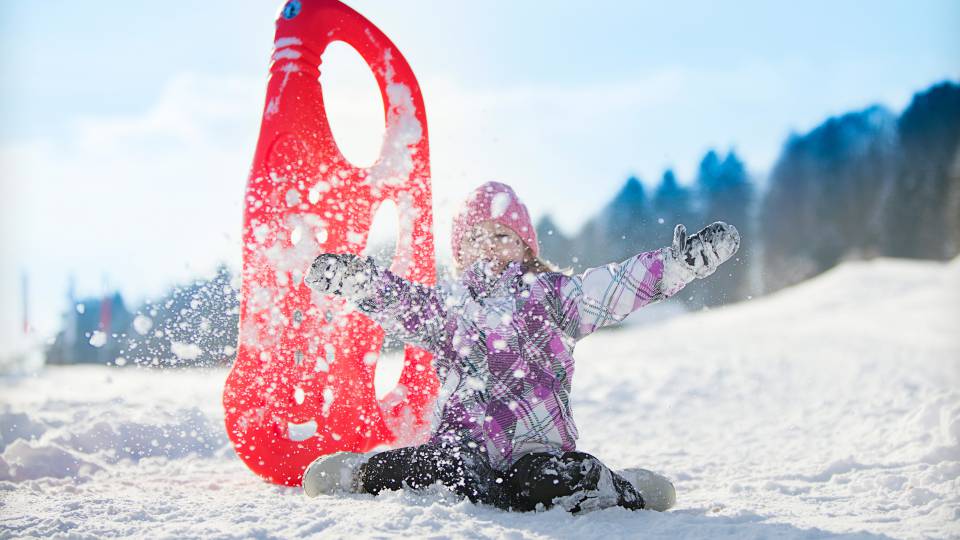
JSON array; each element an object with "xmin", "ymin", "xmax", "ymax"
[{"xmin": 356, "ymin": 443, "xmax": 644, "ymax": 513}]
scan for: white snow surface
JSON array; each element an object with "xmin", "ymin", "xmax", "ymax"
[{"xmin": 2, "ymin": 257, "xmax": 959, "ymax": 539}]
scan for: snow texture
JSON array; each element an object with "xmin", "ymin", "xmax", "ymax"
[
  {"xmin": 87, "ymin": 331, "xmax": 107, "ymax": 349},
  {"xmin": 1, "ymin": 257, "xmax": 958, "ymax": 539}
]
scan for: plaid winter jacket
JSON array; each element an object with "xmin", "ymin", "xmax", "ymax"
[{"xmin": 354, "ymin": 249, "xmax": 680, "ymax": 469}]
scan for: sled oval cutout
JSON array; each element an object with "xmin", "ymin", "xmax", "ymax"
[
  {"xmin": 320, "ymin": 41, "xmax": 386, "ymax": 169},
  {"xmin": 362, "ymin": 199, "xmax": 399, "ymax": 267},
  {"xmin": 288, "ymin": 420, "xmax": 317, "ymax": 441},
  {"xmin": 374, "ymin": 350, "xmax": 405, "ymax": 400}
]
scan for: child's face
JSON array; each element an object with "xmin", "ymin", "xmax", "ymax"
[{"xmin": 459, "ymin": 221, "xmax": 527, "ymax": 274}]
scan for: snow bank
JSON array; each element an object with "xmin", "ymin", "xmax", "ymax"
[
  {"xmin": 0, "ymin": 439, "xmax": 101, "ymax": 482},
  {"xmin": 0, "ymin": 335, "xmax": 44, "ymax": 376},
  {"xmin": 0, "ymin": 368, "xmax": 228, "ymax": 486},
  {"xmin": 1, "ymin": 257, "xmax": 958, "ymax": 539}
]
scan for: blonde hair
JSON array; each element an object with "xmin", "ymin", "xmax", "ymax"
[{"xmin": 522, "ymin": 246, "xmax": 570, "ymax": 275}]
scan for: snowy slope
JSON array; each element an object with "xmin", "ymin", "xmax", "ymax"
[{"xmin": 2, "ymin": 257, "xmax": 958, "ymax": 539}]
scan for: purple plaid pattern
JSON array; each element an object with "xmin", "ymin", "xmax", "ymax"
[{"xmin": 356, "ymin": 248, "xmax": 674, "ymax": 469}]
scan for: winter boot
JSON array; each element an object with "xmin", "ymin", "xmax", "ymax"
[
  {"xmin": 302, "ymin": 451, "xmax": 372, "ymax": 497},
  {"xmin": 617, "ymin": 468, "xmax": 676, "ymax": 511}
]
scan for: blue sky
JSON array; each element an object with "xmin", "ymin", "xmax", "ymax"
[{"xmin": 1, "ymin": 0, "xmax": 957, "ymax": 353}]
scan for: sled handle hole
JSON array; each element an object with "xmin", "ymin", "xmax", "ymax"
[{"xmin": 319, "ymin": 41, "xmax": 387, "ymax": 169}]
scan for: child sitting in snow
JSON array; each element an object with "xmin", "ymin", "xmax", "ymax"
[{"xmin": 302, "ymin": 181, "xmax": 739, "ymax": 513}]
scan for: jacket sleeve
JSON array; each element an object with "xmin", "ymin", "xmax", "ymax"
[
  {"xmin": 549, "ymin": 248, "xmax": 681, "ymax": 340},
  {"xmin": 349, "ymin": 266, "xmax": 448, "ymax": 353}
]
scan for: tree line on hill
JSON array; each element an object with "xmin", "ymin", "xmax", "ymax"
[
  {"xmin": 44, "ymin": 81, "xmax": 959, "ymax": 366},
  {"xmin": 536, "ymin": 80, "xmax": 960, "ymax": 307}
]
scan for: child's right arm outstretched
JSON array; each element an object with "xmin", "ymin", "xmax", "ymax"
[
  {"xmin": 551, "ymin": 221, "xmax": 740, "ymax": 340},
  {"xmin": 305, "ymin": 254, "xmax": 448, "ymax": 353}
]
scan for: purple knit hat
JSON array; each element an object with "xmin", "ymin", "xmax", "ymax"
[{"xmin": 451, "ymin": 181, "xmax": 539, "ymax": 267}]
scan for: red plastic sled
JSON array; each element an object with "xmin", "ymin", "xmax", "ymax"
[{"xmin": 223, "ymin": 0, "xmax": 437, "ymax": 486}]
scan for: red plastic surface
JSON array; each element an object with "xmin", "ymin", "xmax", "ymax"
[{"xmin": 223, "ymin": 0, "xmax": 437, "ymax": 486}]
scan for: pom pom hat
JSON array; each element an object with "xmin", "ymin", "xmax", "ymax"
[{"xmin": 451, "ymin": 182, "xmax": 539, "ymax": 267}]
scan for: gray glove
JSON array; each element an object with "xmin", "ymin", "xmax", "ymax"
[
  {"xmin": 664, "ymin": 222, "xmax": 741, "ymax": 286},
  {"xmin": 305, "ymin": 253, "xmax": 377, "ymax": 300}
]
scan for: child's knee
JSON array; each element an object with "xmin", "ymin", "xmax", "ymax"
[
  {"xmin": 360, "ymin": 448, "xmax": 415, "ymax": 494},
  {"xmin": 507, "ymin": 453, "xmax": 578, "ymax": 509},
  {"xmin": 406, "ymin": 445, "xmax": 448, "ymax": 489}
]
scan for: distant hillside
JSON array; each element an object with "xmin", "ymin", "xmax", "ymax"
[{"xmin": 537, "ymin": 80, "xmax": 960, "ymax": 307}]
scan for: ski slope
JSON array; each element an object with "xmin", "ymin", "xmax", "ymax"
[{"xmin": 2, "ymin": 257, "xmax": 958, "ymax": 539}]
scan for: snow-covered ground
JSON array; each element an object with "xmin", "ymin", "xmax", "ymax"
[{"xmin": 2, "ymin": 257, "xmax": 958, "ymax": 539}]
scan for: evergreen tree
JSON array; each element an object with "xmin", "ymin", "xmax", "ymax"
[
  {"xmin": 608, "ymin": 176, "xmax": 655, "ymax": 256},
  {"xmin": 884, "ymin": 82, "xmax": 960, "ymax": 259},
  {"xmin": 124, "ymin": 265, "xmax": 239, "ymax": 368},
  {"xmin": 535, "ymin": 214, "xmax": 575, "ymax": 268},
  {"xmin": 651, "ymin": 169, "xmax": 694, "ymax": 237},
  {"xmin": 571, "ymin": 176, "xmax": 650, "ymax": 269},
  {"xmin": 948, "ymin": 153, "xmax": 960, "ymax": 255},
  {"xmin": 760, "ymin": 106, "xmax": 898, "ymax": 293},
  {"xmin": 685, "ymin": 150, "xmax": 753, "ymax": 306}
]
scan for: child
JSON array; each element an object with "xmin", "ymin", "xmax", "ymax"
[{"xmin": 302, "ymin": 181, "xmax": 739, "ymax": 513}]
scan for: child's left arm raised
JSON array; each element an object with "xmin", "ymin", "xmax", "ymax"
[{"xmin": 305, "ymin": 253, "xmax": 448, "ymax": 353}]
